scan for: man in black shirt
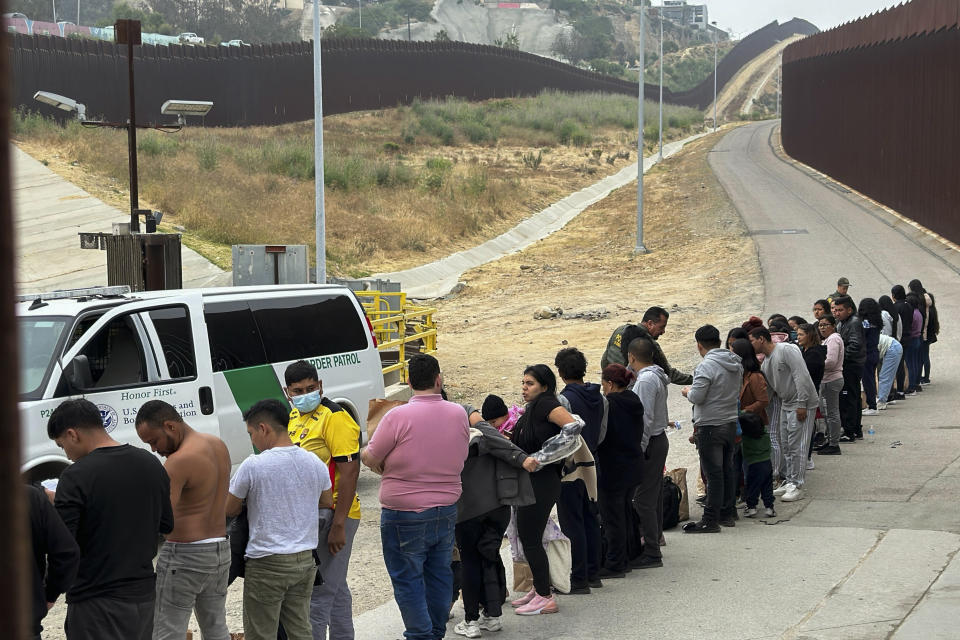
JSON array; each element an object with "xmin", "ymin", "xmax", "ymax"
[
  {"xmin": 832, "ymin": 297, "xmax": 865, "ymax": 441},
  {"xmin": 28, "ymin": 483, "xmax": 80, "ymax": 640},
  {"xmin": 48, "ymin": 399, "xmax": 174, "ymax": 640}
]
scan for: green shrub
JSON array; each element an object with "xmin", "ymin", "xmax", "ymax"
[
  {"xmin": 383, "ymin": 141, "xmax": 401, "ymax": 153},
  {"xmin": 461, "ymin": 120, "xmax": 495, "ymax": 144},
  {"xmin": 522, "ymin": 150, "xmax": 543, "ymax": 170},
  {"xmin": 195, "ymin": 140, "xmax": 219, "ymax": 171},
  {"xmin": 263, "ymin": 143, "xmax": 314, "ymax": 180},
  {"xmin": 425, "ymin": 157, "xmax": 453, "ymax": 172},
  {"xmin": 571, "ymin": 130, "xmax": 592, "ymax": 147},
  {"xmin": 419, "ymin": 115, "xmax": 455, "ymax": 145},
  {"xmin": 461, "ymin": 167, "xmax": 488, "ymax": 196},
  {"xmin": 557, "ymin": 119, "xmax": 579, "ymax": 144},
  {"xmin": 325, "ymin": 155, "xmax": 374, "ymax": 191},
  {"xmin": 138, "ymin": 133, "xmax": 179, "ymax": 157}
]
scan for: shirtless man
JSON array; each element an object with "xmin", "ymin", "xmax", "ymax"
[{"xmin": 135, "ymin": 400, "xmax": 232, "ymax": 640}]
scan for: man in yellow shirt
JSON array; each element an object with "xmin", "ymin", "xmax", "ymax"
[{"xmin": 285, "ymin": 360, "xmax": 361, "ymax": 640}]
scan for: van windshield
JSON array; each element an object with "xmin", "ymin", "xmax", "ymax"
[{"xmin": 19, "ymin": 316, "xmax": 69, "ymax": 400}]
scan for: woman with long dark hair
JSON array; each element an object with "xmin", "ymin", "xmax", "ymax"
[
  {"xmin": 858, "ymin": 298, "xmax": 883, "ymax": 415},
  {"xmin": 816, "ymin": 314, "xmax": 844, "ymax": 455},
  {"xmin": 879, "ymin": 295, "xmax": 898, "ymax": 339},
  {"xmin": 509, "ymin": 364, "xmax": 575, "ymax": 616},
  {"xmin": 904, "ymin": 294, "xmax": 924, "ymax": 394},
  {"xmin": 909, "ymin": 279, "xmax": 939, "ymax": 384}
]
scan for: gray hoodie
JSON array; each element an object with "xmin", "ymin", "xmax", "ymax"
[
  {"xmin": 632, "ymin": 365, "xmax": 670, "ymax": 452},
  {"xmin": 686, "ymin": 348, "xmax": 743, "ymax": 426},
  {"xmin": 761, "ymin": 342, "xmax": 819, "ymax": 411}
]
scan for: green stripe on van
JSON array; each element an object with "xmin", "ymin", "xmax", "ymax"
[{"xmin": 222, "ymin": 365, "xmax": 290, "ymax": 415}]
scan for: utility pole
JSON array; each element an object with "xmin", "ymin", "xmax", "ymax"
[
  {"xmin": 51, "ymin": 0, "xmax": 56, "ymax": 22},
  {"xmin": 658, "ymin": 4, "xmax": 664, "ymax": 160},
  {"xmin": 313, "ymin": 0, "xmax": 327, "ymax": 283},
  {"xmin": 116, "ymin": 19, "xmax": 142, "ymax": 232},
  {"xmin": 712, "ymin": 20, "xmax": 718, "ymax": 132},
  {"xmin": 407, "ymin": 14, "xmax": 411, "ymax": 41},
  {"xmin": 635, "ymin": 2, "xmax": 647, "ymax": 254},
  {"xmin": 358, "ymin": 0, "xmax": 362, "ymax": 31}
]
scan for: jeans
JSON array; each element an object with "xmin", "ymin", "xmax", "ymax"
[
  {"xmin": 557, "ymin": 479, "xmax": 601, "ymax": 585},
  {"xmin": 877, "ymin": 341, "xmax": 903, "ymax": 403},
  {"xmin": 516, "ymin": 470, "xmax": 562, "ymax": 597},
  {"xmin": 153, "ymin": 539, "xmax": 231, "ymax": 640},
  {"xmin": 839, "ymin": 365, "xmax": 863, "ymax": 437},
  {"xmin": 921, "ymin": 339, "xmax": 931, "ymax": 381},
  {"xmin": 381, "ymin": 504, "xmax": 457, "ymax": 640},
  {"xmin": 311, "ymin": 513, "xmax": 360, "ymax": 640},
  {"xmin": 634, "ymin": 432, "xmax": 668, "ymax": 559},
  {"xmin": 65, "ymin": 597, "xmax": 154, "ymax": 640},
  {"xmin": 905, "ymin": 337, "xmax": 922, "ymax": 390},
  {"xmin": 243, "ymin": 551, "xmax": 317, "ymax": 640},
  {"xmin": 744, "ymin": 459, "xmax": 774, "ymax": 509},
  {"xmin": 862, "ymin": 351, "xmax": 879, "ymax": 409},
  {"xmin": 819, "ymin": 378, "xmax": 844, "ymax": 446},
  {"xmin": 779, "ymin": 408, "xmax": 816, "ymax": 487},
  {"xmin": 695, "ymin": 422, "xmax": 737, "ymax": 523},
  {"xmin": 455, "ymin": 506, "xmax": 510, "ymax": 621}
]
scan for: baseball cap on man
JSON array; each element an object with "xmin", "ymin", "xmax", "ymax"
[{"xmin": 837, "ymin": 277, "xmax": 851, "ymax": 287}]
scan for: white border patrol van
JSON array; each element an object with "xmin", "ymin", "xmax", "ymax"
[{"xmin": 18, "ymin": 284, "xmax": 385, "ymax": 482}]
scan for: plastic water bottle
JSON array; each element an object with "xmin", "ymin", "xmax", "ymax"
[
  {"xmin": 671, "ymin": 420, "xmax": 682, "ymax": 432},
  {"xmin": 867, "ymin": 425, "xmax": 876, "ymax": 437}
]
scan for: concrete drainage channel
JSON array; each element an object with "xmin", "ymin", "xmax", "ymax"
[{"xmin": 374, "ymin": 130, "xmax": 714, "ymax": 299}]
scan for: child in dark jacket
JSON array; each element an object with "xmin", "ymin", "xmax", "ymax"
[{"xmin": 740, "ymin": 412, "xmax": 776, "ymax": 518}]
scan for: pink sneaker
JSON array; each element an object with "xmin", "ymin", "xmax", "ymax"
[
  {"xmin": 510, "ymin": 589, "xmax": 536, "ymax": 608},
  {"xmin": 515, "ymin": 593, "xmax": 558, "ymax": 615}
]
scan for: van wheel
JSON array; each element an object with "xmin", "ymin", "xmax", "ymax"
[{"xmin": 24, "ymin": 462, "xmax": 67, "ymax": 486}]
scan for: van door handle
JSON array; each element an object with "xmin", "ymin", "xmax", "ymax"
[{"xmin": 199, "ymin": 386, "xmax": 214, "ymax": 415}]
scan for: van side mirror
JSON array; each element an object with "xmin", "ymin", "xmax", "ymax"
[{"xmin": 64, "ymin": 355, "xmax": 94, "ymax": 392}]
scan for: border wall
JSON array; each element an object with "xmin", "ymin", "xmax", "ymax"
[
  {"xmin": 9, "ymin": 18, "xmax": 818, "ymax": 127},
  {"xmin": 782, "ymin": 0, "xmax": 960, "ymax": 244}
]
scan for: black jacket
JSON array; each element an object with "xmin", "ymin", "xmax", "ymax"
[
  {"xmin": 894, "ymin": 300, "xmax": 913, "ymax": 345},
  {"xmin": 596, "ymin": 390, "xmax": 645, "ymax": 491},
  {"xmin": 560, "ymin": 382, "xmax": 606, "ymax": 452},
  {"xmin": 457, "ymin": 421, "xmax": 535, "ymax": 523},
  {"xmin": 838, "ymin": 314, "xmax": 866, "ymax": 367},
  {"xmin": 802, "ymin": 345, "xmax": 827, "ymax": 389},
  {"xmin": 29, "ymin": 484, "xmax": 79, "ymax": 635}
]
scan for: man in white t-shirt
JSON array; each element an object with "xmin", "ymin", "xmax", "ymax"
[{"xmin": 226, "ymin": 399, "xmax": 333, "ymax": 640}]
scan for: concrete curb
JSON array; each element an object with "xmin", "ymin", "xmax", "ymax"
[{"xmin": 373, "ymin": 131, "xmax": 711, "ymax": 299}]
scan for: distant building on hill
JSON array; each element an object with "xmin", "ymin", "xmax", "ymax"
[{"xmin": 662, "ymin": 0, "xmax": 708, "ymax": 31}]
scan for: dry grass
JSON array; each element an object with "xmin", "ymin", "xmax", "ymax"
[{"xmin": 12, "ymin": 92, "xmax": 703, "ymax": 276}]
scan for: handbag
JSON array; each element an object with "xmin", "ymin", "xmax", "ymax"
[{"xmin": 665, "ymin": 467, "xmax": 690, "ymax": 522}]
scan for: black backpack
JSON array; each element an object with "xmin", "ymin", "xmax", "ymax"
[{"xmin": 661, "ymin": 476, "xmax": 682, "ymax": 530}]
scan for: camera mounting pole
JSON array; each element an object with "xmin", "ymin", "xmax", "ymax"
[{"xmin": 115, "ymin": 18, "xmax": 142, "ymax": 233}]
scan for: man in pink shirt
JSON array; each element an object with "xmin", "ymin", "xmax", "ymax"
[{"xmin": 362, "ymin": 354, "xmax": 469, "ymax": 640}]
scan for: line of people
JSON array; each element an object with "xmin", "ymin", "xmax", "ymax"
[{"xmin": 28, "ymin": 279, "xmax": 938, "ymax": 640}]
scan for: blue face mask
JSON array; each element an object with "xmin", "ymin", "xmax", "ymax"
[{"xmin": 291, "ymin": 390, "xmax": 321, "ymax": 413}]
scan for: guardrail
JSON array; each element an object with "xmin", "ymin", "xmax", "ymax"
[{"xmin": 357, "ymin": 291, "xmax": 437, "ymax": 383}]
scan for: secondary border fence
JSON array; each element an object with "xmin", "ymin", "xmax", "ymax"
[
  {"xmin": 782, "ymin": 0, "xmax": 960, "ymax": 245},
  {"xmin": 8, "ymin": 18, "xmax": 818, "ymax": 127}
]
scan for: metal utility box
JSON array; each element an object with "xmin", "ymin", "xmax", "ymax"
[
  {"xmin": 232, "ymin": 245, "xmax": 309, "ymax": 286},
  {"xmin": 104, "ymin": 233, "xmax": 182, "ymax": 291}
]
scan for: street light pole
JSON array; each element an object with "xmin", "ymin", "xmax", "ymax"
[
  {"xmin": 313, "ymin": 0, "xmax": 327, "ymax": 283},
  {"xmin": 658, "ymin": 4, "xmax": 664, "ymax": 160},
  {"xmin": 358, "ymin": 0, "xmax": 362, "ymax": 31},
  {"xmin": 712, "ymin": 21, "xmax": 718, "ymax": 132},
  {"xmin": 635, "ymin": 2, "xmax": 647, "ymax": 254},
  {"xmin": 116, "ymin": 19, "xmax": 142, "ymax": 232},
  {"xmin": 51, "ymin": 0, "xmax": 56, "ymax": 22}
]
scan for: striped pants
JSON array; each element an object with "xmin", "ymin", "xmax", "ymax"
[
  {"xmin": 779, "ymin": 406, "xmax": 817, "ymax": 488},
  {"xmin": 766, "ymin": 393, "xmax": 783, "ymax": 479}
]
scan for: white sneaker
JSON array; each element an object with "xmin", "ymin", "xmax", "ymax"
[
  {"xmin": 478, "ymin": 614, "xmax": 502, "ymax": 632},
  {"xmin": 781, "ymin": 485, "xmax": 804, "ymax": 502},
  {"xmin": 862, "ymin": 408, "xmax": 879, "ymax": 416},
  {"xmin": 454, "ymin": 620, "xmax": 482, "ymax": 638},
  {"xmin": 764, "ymin": 507, "xmax": 777, "ymax": 517},
  {"xmin": 878, "ymin": 401, "xmax": 888, "ymax": 410},
  {"xmin": 807, "ymin": 459, "xmax": 815, "ymax": 470},
  {"xmin": 743, "ymin": 507, "xmax": 758, "ymax": 518},
  {"xmin": 773, "ymin": 481, "xmax": 793, "ymax": 497}
]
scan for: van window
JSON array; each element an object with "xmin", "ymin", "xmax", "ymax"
[
  {"xmin": 148, "ymin": 307, "xmax": 197, "ymax": 379},
  {"xmin": 205, "ymin": 301, "xmax": 268, "ymax": 372},
  {"xmin": 79, "ymin": 315, "xmax": 149, "ymax": 389},
  {"xmin": 251, "ymin": 295, "xmax": 368, "ymax": 362}
]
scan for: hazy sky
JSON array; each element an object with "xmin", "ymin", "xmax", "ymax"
[{"xmin": 690, "ymin": 1, "xmax": 904, "ymax": 38}]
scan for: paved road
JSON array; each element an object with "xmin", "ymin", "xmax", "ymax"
[
  {"xmin": 354, "ymin": 120, "xmax": 960, "ymax": 639},
  {"xmin": 13, "ymin": 146, "xmax": 231, "ymax": 293}
]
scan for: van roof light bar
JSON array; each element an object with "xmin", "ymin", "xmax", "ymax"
[{"xmin": 16, "ymin": 285, "xmax": 132, "ymax": 303}]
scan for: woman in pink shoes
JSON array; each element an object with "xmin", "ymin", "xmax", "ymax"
[{"xmin": 509, "ymin": 364, "xmax": 577, "ymax": 616}]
